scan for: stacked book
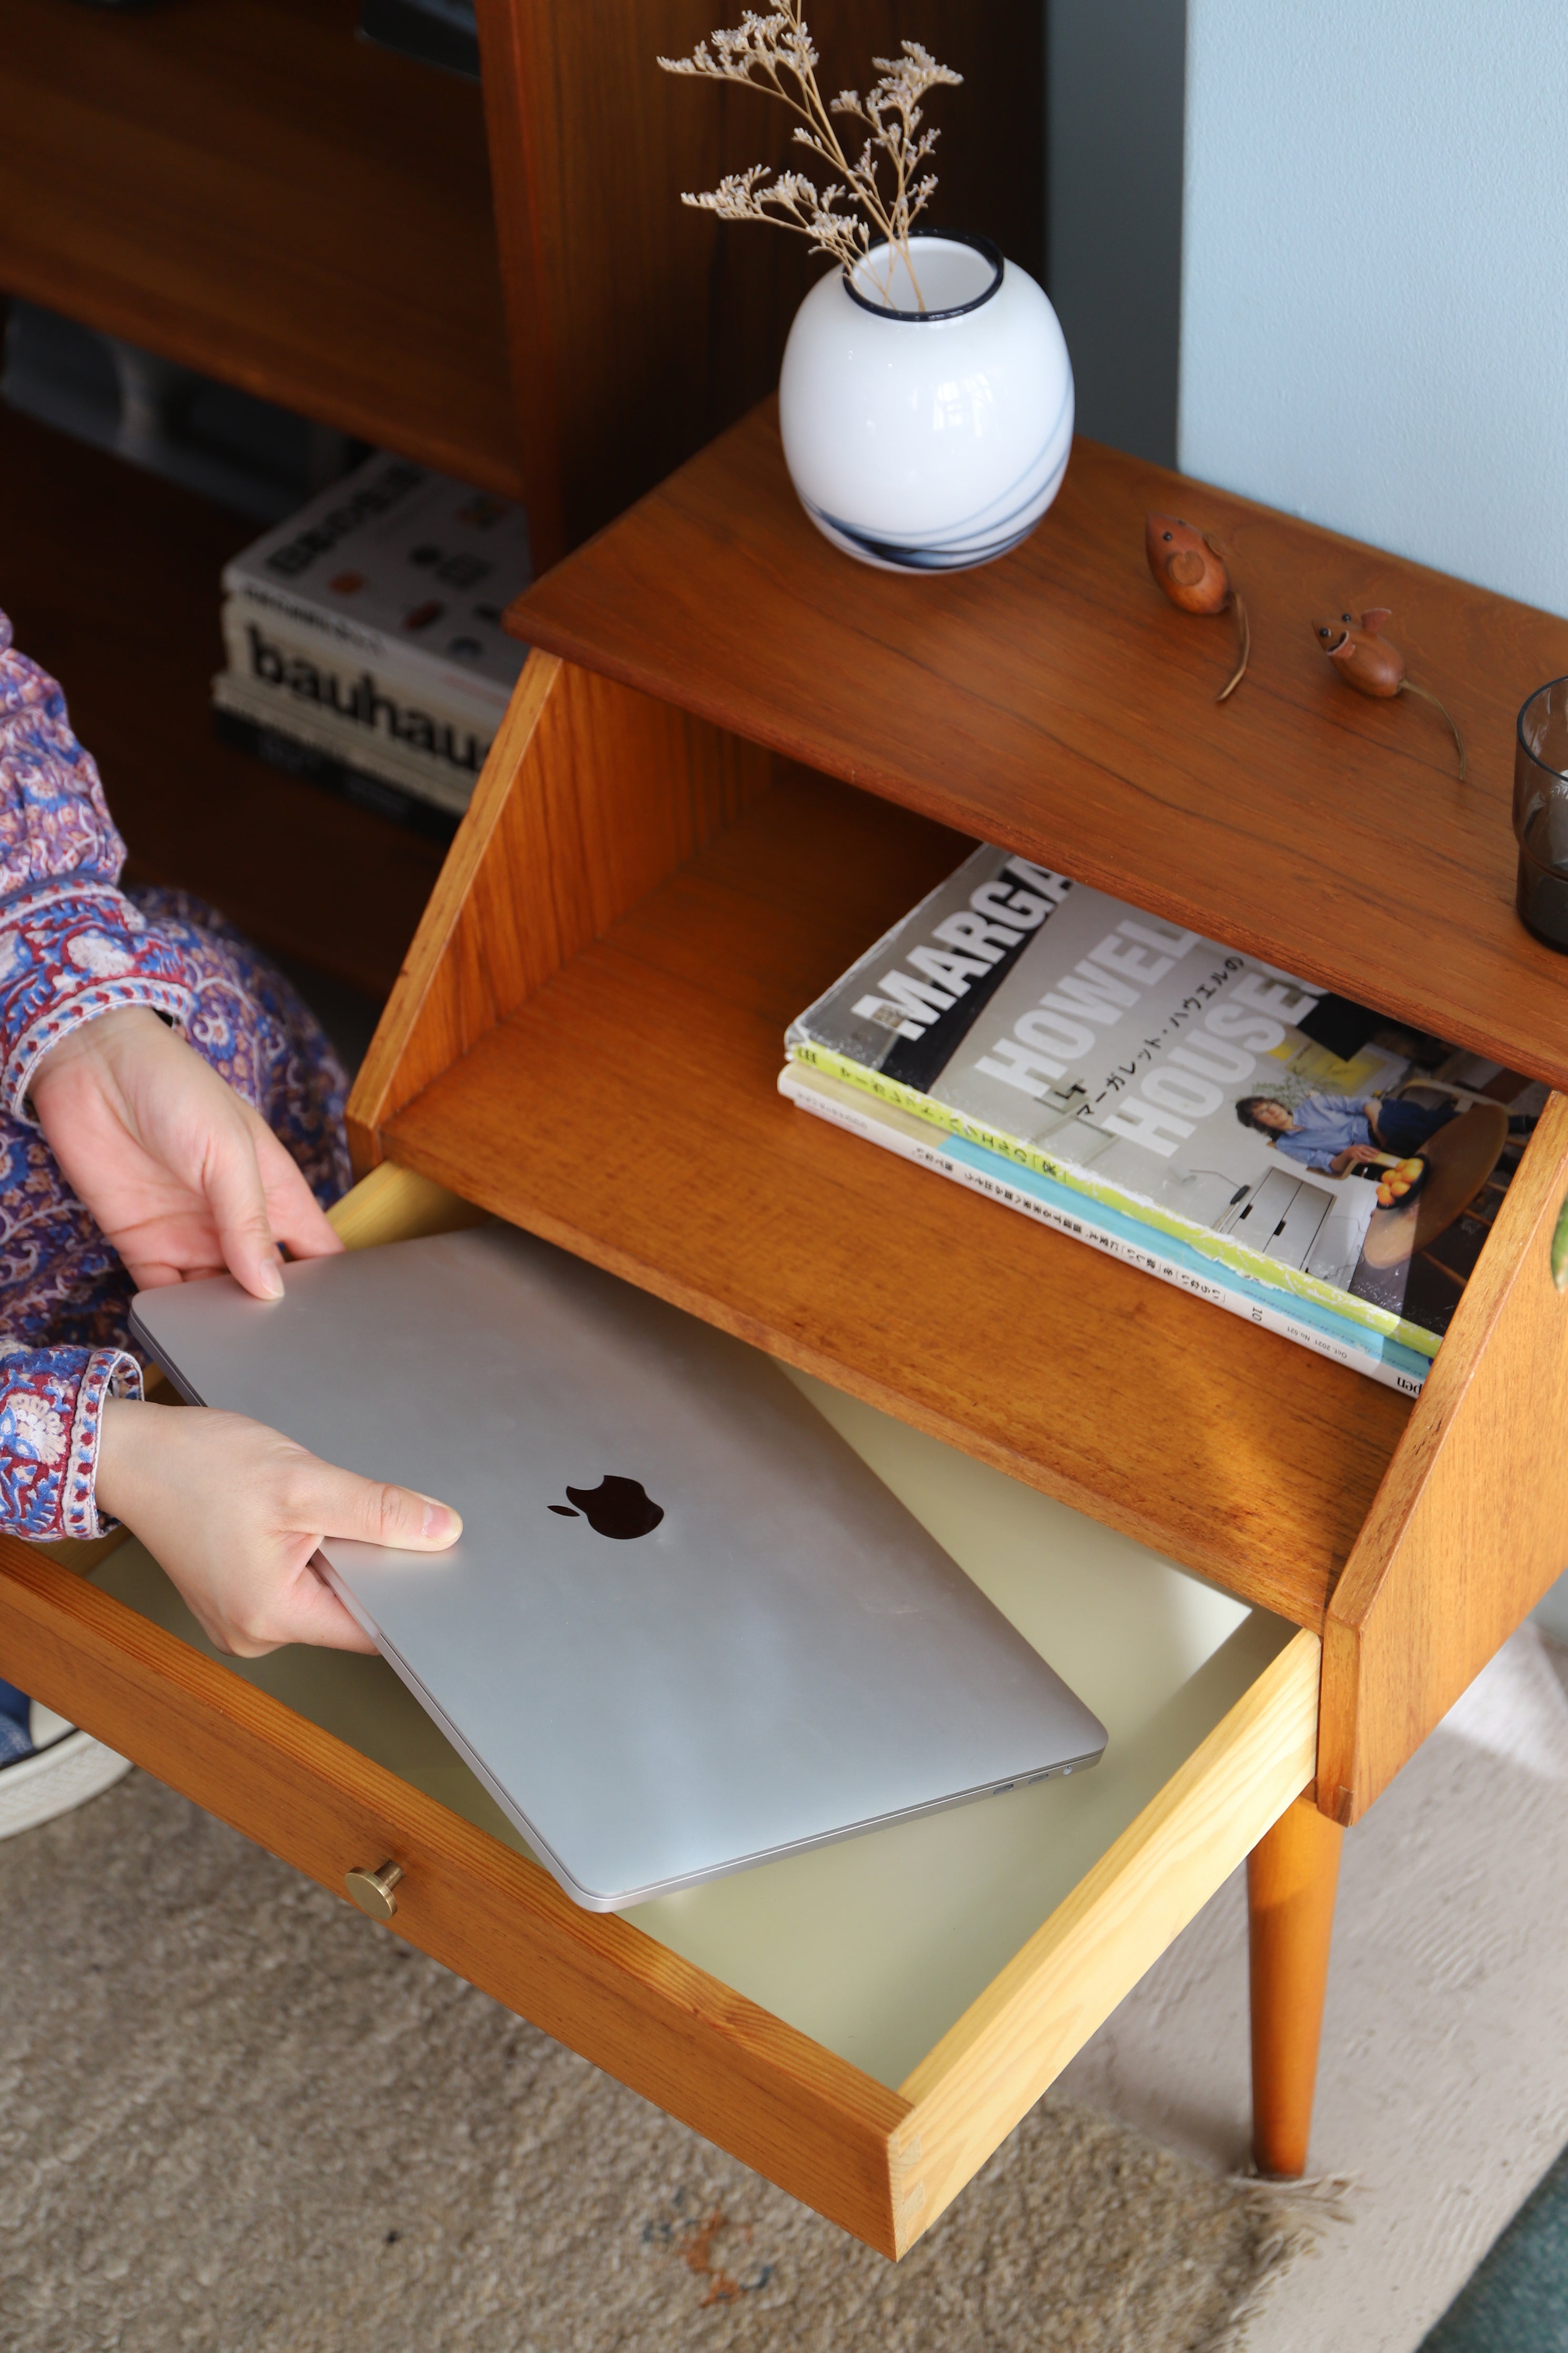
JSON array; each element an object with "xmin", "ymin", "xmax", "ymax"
[
  {"xmin": 212, "ymin": 451, "xmax": 531, "ymax": 836},
  {"xmin": 782, "ymin": 844, "xmax": 1546, "ymax": 1394}
]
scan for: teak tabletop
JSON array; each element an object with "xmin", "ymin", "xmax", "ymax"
[{"xmin": 512, "ymin": 401, "xmax": 1568, "ymax": 1090}]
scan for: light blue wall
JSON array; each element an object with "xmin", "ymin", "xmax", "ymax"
[
  {"xmin": 1048, "ymin": 0, "xmax": 1187, "ymax": 467},
  {"xmin": 1179, "ymin": 3, "xmax": 1568, "ymax": 616},
  {"xmin": 1176, "ymin": 7, "xmax": 1568, "ymax": 1632},
  {"xmin": 1048, "ymin": 8, "xmax": 1568, "ymax": 1631}
]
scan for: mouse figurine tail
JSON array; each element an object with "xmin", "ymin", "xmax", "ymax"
[
  {"xmin": 1201, "ymin": 532, "xmax": 1249, "ymax": 702},
  {"xmin": 1400, "ymin": 680, "xmax": 1466, "ymax": 781},
  {"xmin": 1216, "ymin": 589, "xmax": 1250, "ymax": 705}
]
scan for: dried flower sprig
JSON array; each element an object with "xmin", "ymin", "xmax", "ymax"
[{"xmin": 657, "ymin": 6, "xmax": 962, "ymax": 311}]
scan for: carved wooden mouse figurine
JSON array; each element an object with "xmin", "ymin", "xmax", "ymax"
[
  {"xmin": 1312, "ymin": 609, "xmax": 1466, "ymax": 779},
  {"xmin": 1145, "ymin": 515, "xmax": 1249, "ymax": 701}
]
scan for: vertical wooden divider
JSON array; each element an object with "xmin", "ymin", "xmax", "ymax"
[
  {"xmin": 348, "ymin": 651, "xmax": 774, "ymax": 1175},
  {"xmin": 472, "ymin": 0, "xmax": 564, "ymax": 567},
  {"xmin": 1320, "ymin": 1091, "xmax": 1568, "ymax": 1823}
]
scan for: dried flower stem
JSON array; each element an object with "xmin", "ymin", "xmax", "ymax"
[{"xmin": 657, "ymin": 6, "xmax": 962, "ymax": 310}]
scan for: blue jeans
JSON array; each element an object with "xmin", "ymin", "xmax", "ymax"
[
  {"xmin": 0, "ymin": 1674, "xmax": 32, "ymax": 1765},
  {"xmin": 1374, "ymin": 1098, "xmax": 1458, "ymax": 1158}
]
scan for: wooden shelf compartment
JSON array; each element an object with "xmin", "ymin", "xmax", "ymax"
[
  {"xmin": 0, "ymin": 1157, "xmax": 1319, "ymax": 2254},
  {"xmin": 359, "ymin": 514, "xmax": 1568, "ymax": 1828},
  {"xmin": 360, "ymin": 669, "xmax": 1413, "ymax": 1632},
  {"xmin": 512, "ymin": 405, "xmax": 1568, "ymax": 1095},
  {"xmin": 1, "ymin": 0, "xmax": 521, "ymax": 498}
]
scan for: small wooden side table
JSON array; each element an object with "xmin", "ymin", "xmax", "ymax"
[{"xmin": 5, "ymin": 406, "xmax": 1568, "ymax": 2251}]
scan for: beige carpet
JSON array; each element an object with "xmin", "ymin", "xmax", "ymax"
[
  {"xmin": 0, "ymin": 1772, "xmax": 1306, "ymax": 2353},
  {"xmin": 1059, "ymin": 1624, "xmax": 1568, "ymax": 2351}
]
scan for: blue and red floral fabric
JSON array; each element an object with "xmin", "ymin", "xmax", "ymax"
[{"xmin": 0, "ymin": 610, "xmax": 349, "ymax": 1540}]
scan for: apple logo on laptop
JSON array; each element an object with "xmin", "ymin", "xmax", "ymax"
[{"xmin": 548, "ymin": 1476, "xmax": 664, "ymax": 1540}]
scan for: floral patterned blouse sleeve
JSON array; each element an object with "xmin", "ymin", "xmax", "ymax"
[
  {"xmin": 0, "ymin": 608, "xmax": 197, "ymax": 1121},
  {"xmin": 0, "ymin": 609, "xmax": 187, "ymax": 1539},
  {"xmin": 0, "ymin": 1345, "xmax": 145, "ymax": 1541}
]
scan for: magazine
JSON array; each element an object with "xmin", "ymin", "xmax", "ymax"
[
  {"xmin": 785, "ymin": 844, "xmax": 1544, "ymax": 1358},
  {"xmin": 780, "ymin": 1062, "xmax": 1430, "ymax": 1395}
]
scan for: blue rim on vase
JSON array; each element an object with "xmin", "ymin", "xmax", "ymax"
[{"xmin": 842, "ymin": 229, "xmax": 1005, "ymax": 321}]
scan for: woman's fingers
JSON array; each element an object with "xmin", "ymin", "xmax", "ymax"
[
  {"xmin": 108, "ymin": 1243, "xmax": 220, "ymax": 1292},
  {"xmin": 203, "ymin": 1112, "xmax": 286, "ymax": 1301},
  {"xmin": 211, "ymin": 1560, "xmax": 379, "ymax": 1659},
  {"xmin": 221, "ymin": 1482, "xmax": 460, "ymax": 1653},
  {"xmin": 96, "ymin": 1403, "xmax": 463, "ymax": 1662},
  {"xmin": 248, "ymin": 1111, "xmax": 345, "ymax": 1263},
  {"xmin": 31, "ymin": 999, "xmax": 345, "ymax": 1293},
  {"xmin": 280, "ymin": 1453, "xmax": 463, "ymax": 1552}
]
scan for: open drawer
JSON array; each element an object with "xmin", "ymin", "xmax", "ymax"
[{"xmin": 0, "ymin": 1161, "xmax": 1318, "ymax": 2258}]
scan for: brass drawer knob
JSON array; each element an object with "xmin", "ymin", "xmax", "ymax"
[{"xmin": 345, "ymin": 1859, "xmax": 404, "ymax": 1922}]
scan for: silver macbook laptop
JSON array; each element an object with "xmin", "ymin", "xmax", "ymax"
[{"xmin": 130, "ymin": 1224, "xmax": 1106, "ymax": 1910}]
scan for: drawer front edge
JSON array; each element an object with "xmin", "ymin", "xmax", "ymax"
[
  {"xmin": 0, "ymin": 1543, "xmax": 909, "ymax": 2252},
  {"xmin": 889, "ymin": 1627, "xmax": 1321, "ymax": 2254}
]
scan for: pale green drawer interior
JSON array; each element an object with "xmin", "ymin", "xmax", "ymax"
[{"xmin": 94, "ymin": 1364, "xmax": 1292, "ymax": 2088}]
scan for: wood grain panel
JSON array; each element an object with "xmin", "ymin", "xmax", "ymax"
[
  {"xmin": 512, "ymin": 404, "xmax": 1568, "ymax": 1090},
  {"xmin": 1319, "ymin": 1093, "xmax": 1568, "ymax": 1823},
  {"xmin": 476, "ymin": 0, "xmax": 1044, "ymax": 561},
  {"xmin": 0, "ymin": 0, "xmax": 521, "ymax": 495},
  {"xmin": 0, "ymin": 403, "xmax": 444, "ymax": 999},
  {"xmin": 890, "ymin": 1630, "xmax": 1319, "ymax": 2251},
  {"xmin": 349, "ymin": 657, "xmax": 773, "ymax": 1168},
  {"xmin": 348, "ymin": 653, "xmax": 562, "ymax": 1166},
  {"xmin": 0, "ymin": 1544, "xmax": 908, "ymax": 2249},
  {"xmin": 378, "ymin": 767, "xmax": 1410, "ymax": 1625},
  {"xmin": 328, "ymin": 1159, "xmax": 487, "ymax": 1252}
]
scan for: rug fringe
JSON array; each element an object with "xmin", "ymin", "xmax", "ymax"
[
  {"xmin": 1225, "ymin": 2168, "xmax": 1359, "ymax": 2224},
  {"xmin": 1197, "ymin": 2173, "xmax": 1360, "ymax": 2352}
]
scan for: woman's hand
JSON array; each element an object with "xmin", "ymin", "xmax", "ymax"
[
  {"xmin": 29, "ymin": 1004, "xmax": 341, "ymax": 1300},
  {"xmin": 1329, "ymin": 1142, "xmax": 1385, "ymax": 1176},
  {"xmin": 97, "ymin": 1398, "xmax": 462, "ymax": 1656},
  {"xmin": 33, "ymin": 1009, "xmax": 447, "ymax": 1657}
]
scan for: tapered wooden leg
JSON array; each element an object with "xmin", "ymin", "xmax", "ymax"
[{"xmin": 1247, "ymin": 1793, "xmax": 1343, "ymax": 2178}]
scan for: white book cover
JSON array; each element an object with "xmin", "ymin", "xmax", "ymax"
[
  {"xmin": 211, "ymin": 673, "xmax": 477, "ymax": 816},
  {"xmin": 221, "ymin": 450, "xmax": 531, "ymax": 712},
  {"xmin": 220, "ymin": 601, "xmax": 505, "ymax": 733},
  {"xmin": 216, "ymin": 599, "xmax": 499, "ymax": 804}
]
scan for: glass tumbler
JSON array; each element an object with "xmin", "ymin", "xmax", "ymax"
[{"xmin": 1515, "ymin": 677, "xmax": 1568, "ymax": 950}]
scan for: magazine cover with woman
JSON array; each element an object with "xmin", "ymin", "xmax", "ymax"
[{"xmin": 786, "ymin": 844, "xmax": 1545, "ymax": 1357}]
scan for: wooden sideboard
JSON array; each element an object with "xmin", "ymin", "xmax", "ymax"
[{"xmin": 6, "ymin": 404, "xmax": 1568, "ymax": 2250}]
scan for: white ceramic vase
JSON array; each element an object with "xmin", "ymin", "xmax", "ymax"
[{"xmin": 777, "ymin": 232, "xmax": 1074, "ymax": 574}]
